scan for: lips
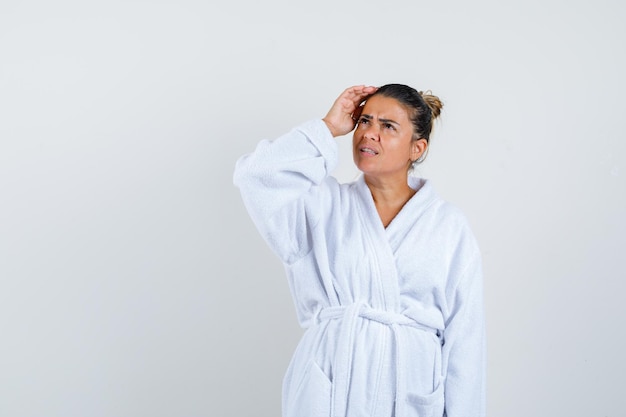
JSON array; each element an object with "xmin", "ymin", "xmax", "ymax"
[{"xmin": 359, "ymin": 146, "xmax": 379, "ymax": 155}]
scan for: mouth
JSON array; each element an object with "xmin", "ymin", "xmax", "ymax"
[{"xmin": 359, "ymin": 146, "xmax": 379, "ymax": 155}]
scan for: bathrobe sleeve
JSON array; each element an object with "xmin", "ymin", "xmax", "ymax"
[
  {"xmin": 233, "ymin": 119, "xmax": 338, "ymax": 264},
  {"xmin": 441, "ymin": 240, "xmax": 486, "ymax": 417}
]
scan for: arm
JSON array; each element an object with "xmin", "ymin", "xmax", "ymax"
[
  {"xmin": 442, "ymin": 246, "xmax": 486, "ymax": 417},
  {"xmin": 233, "ymin": 119, "xmax": 337, "ymax": 263},
  {"xmin": 233, "ymin": 85, "xmax": 378, "ymax": 263}
]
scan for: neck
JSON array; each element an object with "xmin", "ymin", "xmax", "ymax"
[
  {"xmin": 364, "ymin": 174, "xmax": 416, "ymax": 227},
  {"xmin": 364, "ymin": 174, "xmax": 415, "ymax": 204}
]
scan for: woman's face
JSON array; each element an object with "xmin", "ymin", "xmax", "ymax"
[{"xmin": 352, "ymin": 95, "xmax": 423, "ymax": 181}]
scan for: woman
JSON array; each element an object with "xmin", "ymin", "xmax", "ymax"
[{"xmin": 234, "ymin": 84, "xmax": 485, "ymax": 417}]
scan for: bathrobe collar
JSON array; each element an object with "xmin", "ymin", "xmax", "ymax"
[{"xmin": 354, "ymin": 175, "xmax": 438, "ymax": 242}]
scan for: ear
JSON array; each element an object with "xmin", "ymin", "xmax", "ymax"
[{"xmin": 410, "ymin": 139, "xmax": 428, "ymax": 162}]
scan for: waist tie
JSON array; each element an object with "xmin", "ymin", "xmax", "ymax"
[{"xmin": 314, "ymin": 302, "xmax": 439, "ymax": 417}]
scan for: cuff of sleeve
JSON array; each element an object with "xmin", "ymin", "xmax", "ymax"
[{"xmin": 296, "ymin": 119, "xmax": 339, "ymax": 174}]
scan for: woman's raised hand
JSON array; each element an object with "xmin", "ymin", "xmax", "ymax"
[{"xmin": 323, "ymin": 85, "xmax": 378, "ymax": 137}]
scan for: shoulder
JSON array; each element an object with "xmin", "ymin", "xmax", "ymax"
[
  {"xmin": 407, "ymin": 178, "xmax": 467, "ymax": 225},
  {"xmin": 419, "ymin": 184, "xmax": 483, "ymax": 291},
  {"xmin": 414, "ymin": 178, "xmax": 479, "ymax": 248},
  {"xmin": 313, "ymin": 175, "xmax": 358, "ymax": 209},
  {"xmin": 414, "ymin": 179, "xmax": 469, "ymax": 222},
  {"xmin": 437, "ymin": 200, "xmax": 472, "ymax": 230}
]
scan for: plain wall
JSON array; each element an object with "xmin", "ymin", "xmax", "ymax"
[{"xmin": 1, "ymin": 1, "xmax": 625, "ymax": 416}]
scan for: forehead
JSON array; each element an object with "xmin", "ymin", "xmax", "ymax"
[{"xmin": 362, "ymin": 95, "xmax": 411, "ymax": 123}]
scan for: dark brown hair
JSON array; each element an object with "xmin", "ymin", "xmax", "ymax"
[{"xmin": 371, "ymin": 84, "xmax": 443, "ymax": 143}]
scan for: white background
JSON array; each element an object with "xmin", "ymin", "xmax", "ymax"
[{"xmin": 1, "ymin": 1, "xmax": 625, "ymax": 416}]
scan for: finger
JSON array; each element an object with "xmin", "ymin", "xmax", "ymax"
[
  {"xmin": 344, "ymin": 85, "xmax": 378, "ymax": 107},
  {"xmin": 350, "ymin": 85, "xmax": 377, "ymax": 96},
  {"xmin": 344, "ymin": 85, "xmax": 374, "ymax": 99}
]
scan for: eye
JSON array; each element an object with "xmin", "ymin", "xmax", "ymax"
[
  {"xmin": 356, "ymin": 117, "xmax": 370, "ymax": 128},
  {"xmin": 383, "ymin": 123, "xmax": 396, "ymax": 130}
]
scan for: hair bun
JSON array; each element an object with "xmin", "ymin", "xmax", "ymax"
[{"xmin": 419, "ymin": 90, "xmax": 443, "ymax": 120}]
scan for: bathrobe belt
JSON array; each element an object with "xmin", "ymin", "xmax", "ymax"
[{"xmin": 314, "ymin": 301, "xmax": 440, "ymax": 417}]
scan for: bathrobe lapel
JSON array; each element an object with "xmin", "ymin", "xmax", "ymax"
[
  {"xmin": 353, "ymin": 176, "xmax": 436, "ymax": 310},
  {"xmin": 344, "ymin": 176, "xmax": 440, "ymax": 417},
  {"xmin": 353, "ymin": 176, "xmax": 400, "ymax": 312}
]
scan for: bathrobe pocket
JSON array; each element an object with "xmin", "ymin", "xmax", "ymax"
[
  {"xmin": 405, "ymin": 381, "xmax": 444, "ymax": 417},
  {"xmin": 285, "ymin": 359, "xmax": 332, "ymax": 417}
]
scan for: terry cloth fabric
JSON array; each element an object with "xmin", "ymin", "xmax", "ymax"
[{"xmin": 234, "ymin": 119, "xmax": 486, "ymax": 417}]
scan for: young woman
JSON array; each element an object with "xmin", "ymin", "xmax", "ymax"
[{"xmin": 234, "ymin": 84, "xmax": 485, "ymax": 417}]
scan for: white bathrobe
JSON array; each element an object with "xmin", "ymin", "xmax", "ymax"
[{"xmin": 234, "ymin": 120, "xmax": 485, "ymax": 417}]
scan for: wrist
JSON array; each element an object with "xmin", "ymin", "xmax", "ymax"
[{"xmin": 322, "ymin": 118, "xmax": 338, "ymax": 137}]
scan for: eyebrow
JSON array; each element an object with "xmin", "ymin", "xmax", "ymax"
[{"xmin": 361, "ymin": 114, "xmax": 400, "ymax": 126}]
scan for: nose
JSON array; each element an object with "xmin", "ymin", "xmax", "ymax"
[{"xmin": 362, "ymin": 124, "xmax": 380, "ymax": 141}]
